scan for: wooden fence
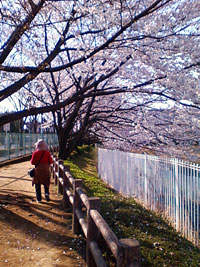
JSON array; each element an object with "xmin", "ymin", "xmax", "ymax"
[{"xmin": 51, "ymin": 155, "xmax": 141, "ymax": 267}]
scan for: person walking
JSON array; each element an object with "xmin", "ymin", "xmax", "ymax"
[{"xmin": 31, "ymin": 139, "xmax": 53, "ymax": 203}]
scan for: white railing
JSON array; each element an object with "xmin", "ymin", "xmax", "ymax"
[{"xmin": 98, "ymin": 147, "xmax": 200, "ymax": 247}]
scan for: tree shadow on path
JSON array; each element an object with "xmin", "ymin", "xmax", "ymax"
[{"xmin": 0, "ymin": 161, "xmax": 86, "ymax": 267}]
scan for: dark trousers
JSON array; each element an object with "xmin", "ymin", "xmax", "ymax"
[{"xmin": 35, "ymin": 183, "xmax": 49, "ymax": 201}]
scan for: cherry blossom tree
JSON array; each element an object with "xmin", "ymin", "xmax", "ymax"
[{"xmin": 0, "ymin": 0, "xmax": 199, "ymax": 159}]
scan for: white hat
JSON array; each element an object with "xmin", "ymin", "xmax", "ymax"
[{"xmin": 35, "ymin": 139, "xmax": 48, "ymax": 150}]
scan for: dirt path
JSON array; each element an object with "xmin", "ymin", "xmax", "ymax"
[{"xmin": 0, "ymin": 160, "xmax": 86, "ymax": 267}]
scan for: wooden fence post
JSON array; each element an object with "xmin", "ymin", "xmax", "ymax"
[
  {"xmin": 50, "ymin": 154, "xmax": 54, "ymax": 173},
  {"xmin": 58, "ymin": 160, "xmax": 64, "ymax": 194},
  {"xmin": 52, "ymin": 156, "xmax": 56, "ymax": 181},
  {"xmin": 86, "ymin": 197, "xmax": 101, "ymax": 267},
  {"xmin": 117, "ymin": 238, "xmax": 141, "ymax": 267},
  {"xmin": 62, "ymin": 165, "xmax": 71, "ymax": 208},
  {"xmin": 54, "ymin": 157, "xmax": 59, "ymax": 186},
  {"xmin": 72, "ymin": 179, "xmax": 83, "ymax": 235}
]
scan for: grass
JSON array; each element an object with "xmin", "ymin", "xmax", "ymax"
[{"xmin": 64, "ymin": 145, "xmax": 200, "ymax": 266}]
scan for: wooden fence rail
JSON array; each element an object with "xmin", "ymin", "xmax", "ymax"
[{"xmin": 51, "ymin": 155, "xmax": 141, "ymax": 267}]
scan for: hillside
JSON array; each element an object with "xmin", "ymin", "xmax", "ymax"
[{"xmin": 64, "ymin": 146, "xmax": 200, "ymax": 266}]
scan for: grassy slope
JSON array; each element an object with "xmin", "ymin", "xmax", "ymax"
[{"xmin": 64, "ymin": 146, "xmax": 200, "ymax": 267}]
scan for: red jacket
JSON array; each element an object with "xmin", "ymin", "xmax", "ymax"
[{"xmin": 31, "ymin": 150, "xmax": 53, "ymax": 166}]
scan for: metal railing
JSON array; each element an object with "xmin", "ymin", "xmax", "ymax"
[
  {"xmin": 0, "ymin": 132, "xmax": 58, "ymax": 163},
  {"xmin": 98, "ymin": 147, "xmax": 200, "ymax": 247}
]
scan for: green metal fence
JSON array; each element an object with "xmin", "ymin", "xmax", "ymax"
[{"xmin": 0, "ymin": 132, "xmax": 58, "ymax": 163}]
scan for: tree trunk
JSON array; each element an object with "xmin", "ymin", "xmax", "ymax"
[{"xmin": 58, "ymin": 130, "xmax": 68, "ymax": 160}]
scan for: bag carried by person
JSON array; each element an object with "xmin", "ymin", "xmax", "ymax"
[
  {"xmin": 29, "ymin": 168, "xmax": 35, "ymax": 177},
  {"xmin": 28, "ymin": 151, "xmax": 45, "ymax": 178}
]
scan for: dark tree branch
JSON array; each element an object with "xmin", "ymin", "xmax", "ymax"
[{"xmin": 0, "ymin": 0, "xmax": 46, "ymax": 64}]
